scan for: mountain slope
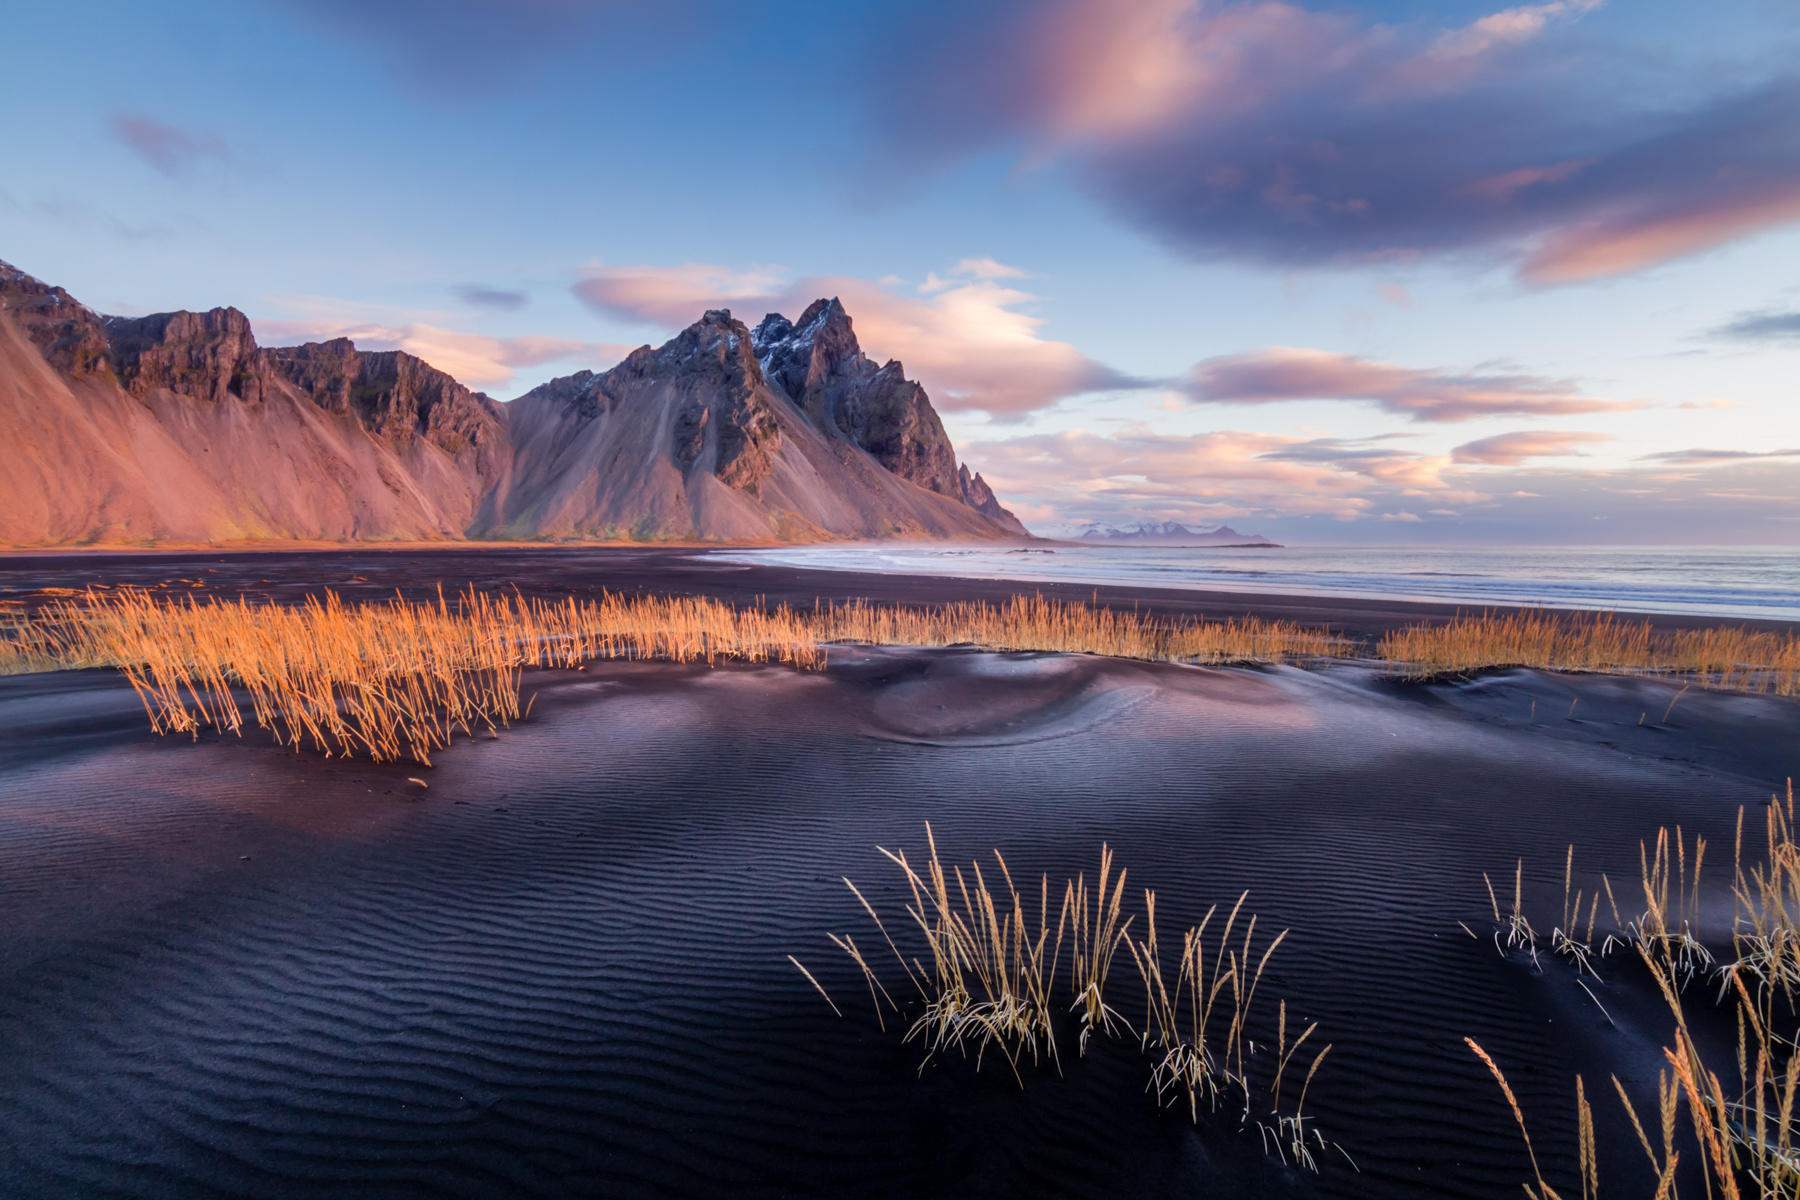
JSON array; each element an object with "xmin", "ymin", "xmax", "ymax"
[{"xmin": 0, "ymin": 261, "xmax": 1027, "ymax": 546}]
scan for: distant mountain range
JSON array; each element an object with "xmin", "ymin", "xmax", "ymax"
[
  {"xmin": 1073, "ymin": 520, "xmax": 1279, "ymax": 547},
  {"xmin": 0, "ymin": 262, "xmax": 1026, "ymax": 546}
]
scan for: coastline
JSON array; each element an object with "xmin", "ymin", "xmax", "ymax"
[{"xmin": 2, "ymin": 543, "xmax": 1795, "ymax": 638}]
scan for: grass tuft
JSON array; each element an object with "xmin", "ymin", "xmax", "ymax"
[{"xmin": 1381, "ymin": 609, "xmax": 1800, "ymax": 696}]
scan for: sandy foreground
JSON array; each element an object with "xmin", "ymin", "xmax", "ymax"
[{"xmin": 0, "ymin": 549, "xmax": 1796, "ymax": 1197}]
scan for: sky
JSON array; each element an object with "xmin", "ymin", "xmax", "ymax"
[{"xmin": 3, "ymin": 0, "xmax": 1798, "ymax": 544}]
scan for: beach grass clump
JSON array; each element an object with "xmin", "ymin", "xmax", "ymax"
[
  {"xmin": 1124, "ymin": 890, "xmax": 1292, "ymax": 1122},
  {"xmin": 810, "ymin": 595, "xmax": 1343, "ymax": 665},
  {"xmin": 6, "ymin": 586, "xmax": 824, "ymax": 764},
  {"xmin": 813, "ymin": 823, "xmax": 1065, "ymax": 1083},
  {"xmin": 1062, "ymin": 843, "xmax": 1134, "ymax": 1052},
  {"xmin": 796, "ymin": 829, "xmax": 1342, "ymax": 1169},
  {"xmin": 1728, "ymin": 785, "xmax": 1800, "ymax": 1000},
  {"xmin": 1380, "ymin": 609, "xmax": 1800, "ymax": 695},
  {"xmin": 1471, "ymin": 786, "xmax": 1800, "ymax": 1197}
]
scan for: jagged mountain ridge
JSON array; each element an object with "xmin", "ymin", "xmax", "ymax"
[
  {"xmin": 0, "ymin": 260, "xmax": 1025, "ymax": 545},
  {"xmin": 0, "ymin": 262, "xmax": 508, "ymax": 545}
]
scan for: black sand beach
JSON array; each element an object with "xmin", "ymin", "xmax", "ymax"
[
  {"xmin": 1, "ymin": 549, "xmax": 1797, "ymax": 1197},
  {"xmin": 7, "ymin": 545, "xmax": 1795, "ymax": 640}
]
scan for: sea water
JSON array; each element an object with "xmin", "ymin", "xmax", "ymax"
[{"xmin": 712, "ymin": 544, "xmax": 1800, "ymax": 621}]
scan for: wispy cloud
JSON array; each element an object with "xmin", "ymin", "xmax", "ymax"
[
  {"xmin": 1451, "ymin": 429, "xmax": 1610, "ymax": 464},
  {"xmin": 108, "ymin": 113, "xmax": 231, "ymax": 177},
  {"xmin": 454, "ymin": 284, "xmax": 529, "ymax": 311},
  {"xmin": 1710, "ymin": 308, "xmax": 1800, "ymax": 342},
  {"xmin": 1639, "ymin": 447, "xmax": 1800, "ymax": 466},
  {"xmin": 1182, "ymin": 347, "xmax": 1633, "ymax": 422},
  {"xmin": 572, "ymin": 259, "xmax": 1144, "ymax": 416}
]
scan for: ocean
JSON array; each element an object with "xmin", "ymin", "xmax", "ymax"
[{"xmin": 712, "ymin": 543, "xmax": 1800, "ymax": 621}]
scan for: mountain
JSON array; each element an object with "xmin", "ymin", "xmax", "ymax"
[
  {"xmin": 0, "ymin": 260, "xmax": 1025, "ymax": 546},
  {"xmin": 1074, "ymin": 520, "xmax": 1278, "ymax": 547},
  {"xmin": 478, "ymin": 303, "xmax": 1026, "ymax": 541}
]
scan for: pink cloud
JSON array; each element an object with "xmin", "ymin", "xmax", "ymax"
[
  {"xmin": 865, "ymin": 0, "xmax": 1800, "ymax": 282},
  {"xmin": 259, "ymin": 317, "xmax": 628, "ymax": 391},
  {"xmin": 1524, "ymin": 181, "xmax": 1800, "ymax": 284},
  {"xmin": 1455, "ymin": 158, "xmax": 1592, "ymax": 202},
  {"xmin": 1451, "ymin": 429, "xmax": 1610, "ymax": 464},
  {"xmin": 1183, "ymin": 347, "xmax": 1634, "ymax": 422},
  {"xmin": 960, "ymin": 426, "xmax": 1800, "ymax": 538},
  {"xmin": 574, "ymin": 260, "xmax": 1141, "ymax": 416},
  {"xmin": 961, "ymin": 428, "xmax": 1474, "ymax": 527}
]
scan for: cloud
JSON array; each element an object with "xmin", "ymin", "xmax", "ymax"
[
  {"xmin": 863, "ymin": 0, "xmax": 1800, "ymax": 282},
  {"xmin": 1639, "ymin": 447, "xmax": 1800, "ymax": 466},
  {"xmin": 1451, "ymin": 429, "xmax": 1610, "ymax": 464},
  {"xmin": 1428, "ymin": 0, "xmax": 1601, "ymax": 62},
  {"xmin": 573, "ymin": 260, "xmax": 1144, "ymax": 416},
  {"xmin": 258, "ymin": 312, "xmax": 627, "ymax": 390},
  {"xmin": 108, "ymin": 114, "xmax": 230, "ymax": 176},
  {"xmin": 1711, "ymin": 308, "xmax": 1800, "ymax": 342},
  {"xmin": 964, "ymin": 428, "xmax": 1388, "ymax": 522},
  {"xmin": 951, "ymin": 257, "xmax": 1030, "ymax": 280},
  {"xmin": 1182, "ymin": 347, "xmax": 1633, "ymax": 422},
  {"xmin": 455, "ymin": 284, "xmax": 529, "ymax": 311},
  {"xmin": 961, "ymin": 425, "xmax": 1800, "ymax": 540},
  {"xmin": 961, "ymin": 428, "xmax": 1471, "ymax": 528}
]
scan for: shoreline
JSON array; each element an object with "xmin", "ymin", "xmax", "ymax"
[{"xmin": 2, "ymin": 544, "xmax": 1795, "ymax": 640}]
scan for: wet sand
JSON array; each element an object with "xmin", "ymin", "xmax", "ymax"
[{"xmin": 2, "ymin": 642, "xmax": 1795, "ymax": 1197}]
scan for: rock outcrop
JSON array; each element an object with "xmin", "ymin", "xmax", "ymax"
[
  {"xmin": 0, "ymin": 259, "xmax": 1028, "ymax": 546},
  {"xmin": 958, "ymin": 465, "xmax": 1028, "ymax": 536},
  {"xmin": 751, "ymin": 299, "xmax": 962, "ymax": 499}
]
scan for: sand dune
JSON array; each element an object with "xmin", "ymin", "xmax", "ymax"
[{"xmin": 0, "ymin": 647, "xmax": 1790, "ymax": 1196}]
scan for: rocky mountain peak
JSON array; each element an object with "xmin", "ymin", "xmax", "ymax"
[
  {"xmin": 0, "ymin": 260, "xmax": 114, "ymax": 379},
  {"xmin": 263, "ymin": 339, "xmax": 506, "ymax": 464},
  {"xmin": 106, "ymin": 307, "xmax": 265, "ymax": 406},
  {"xmin": 747, "ymin": 296, "xmax": 1025, "ymax": 529},
  {"xmin": 752, "ymin": 296, "xmax": 857, "ymax": 403},
  {"xmin": 633, "ymin": 307, "xmax": 764, "ymax": 390},
  {"xmin": 958, "ymin": 465, "xmax": 1029, "ymax": 536}
]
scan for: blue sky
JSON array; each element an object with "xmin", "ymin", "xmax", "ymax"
[{"xmin": 4, "ymin": 0, "xmax": 1799, "ymax": 542}]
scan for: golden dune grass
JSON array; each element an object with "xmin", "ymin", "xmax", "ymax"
[
  {"xmin": 811, "ymin": 595, "xmax": 1343, "ymax": 664},
  {"xmin": 796, "ymin": 829, "xmax": 1339, "ymax": 1168},
  {"xmin": 9, "ymin": 589, "xmax": 1800, "ymax": 768},
  {"xmin": 5, "ymin": 587, "xmax": 824, "ymax": 764},
  {"xmin": 1381, "ymin": 610, "xmax": 1800, "ymax": 695},
  {"xmin": 1472, "ymin": 786, "xmax": 1800, "ymax": 1197},
  {"xmin": 0, "ymin": 588, "xmax": 1340, "ymax": 764}
]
